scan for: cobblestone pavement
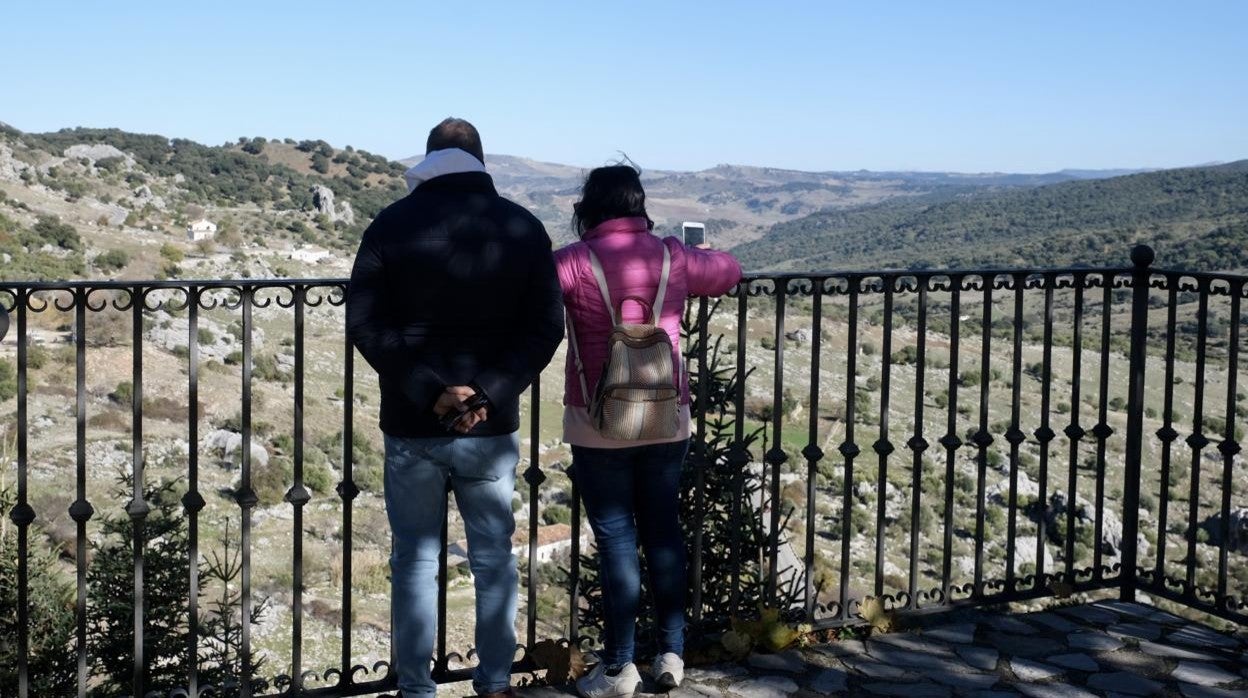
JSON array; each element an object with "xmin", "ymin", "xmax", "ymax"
[{"xmin": 513, "ymin": 601, "xmax": 1248, "ymax": 697}]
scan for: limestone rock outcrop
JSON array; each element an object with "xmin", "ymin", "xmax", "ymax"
[{"xmin": 311, "ymin": 184, "xmax": 354, "ymax": 224}]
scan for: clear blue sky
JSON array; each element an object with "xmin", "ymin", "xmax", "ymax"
[{"xmin": 3, "ymin": 1, "xmax": 1245, "ymax": 173}]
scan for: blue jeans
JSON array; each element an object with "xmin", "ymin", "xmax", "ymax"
[
  {"xmin": 384, "ymin": 432, "xmax": 520, "ymax": 696},
  {"xmin": 572, "ymin": 440, "xmax": 690, "ymax": 666}
]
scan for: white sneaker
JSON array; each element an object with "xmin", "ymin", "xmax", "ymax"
[
  {"xmin": 651, "ymin": 652, "xmax": 684, "ymax": 691},
  {"xmin": 576, "ymin": 661, "xmax": 642, "ymax": 698}
]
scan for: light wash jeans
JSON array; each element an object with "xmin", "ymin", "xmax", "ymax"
[{"xmin": 383, "ymin": 432, "xmax": 520, "ymax": 696}]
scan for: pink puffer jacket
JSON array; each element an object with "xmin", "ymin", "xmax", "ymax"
[{"xmin": 554, "ymin": 217, "xmax": 743, "ymax": 407}]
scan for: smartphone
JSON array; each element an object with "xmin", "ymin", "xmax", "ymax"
[
  {"xmin": 682, "ymin": 221, "xmax": 706, "ymax": 247},
  {"xmin": 438, "ymin": 392, "xmax": 489, "ymax": 432}
]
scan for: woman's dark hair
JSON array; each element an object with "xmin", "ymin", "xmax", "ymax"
[{"xmin": 572, "ymin": 164, "xmax": 653, "ymax": 237}]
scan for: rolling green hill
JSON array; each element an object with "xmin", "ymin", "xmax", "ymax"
[{"xmin": 731, "ymin": 161, "xmax": 1248, "ymax": 272}]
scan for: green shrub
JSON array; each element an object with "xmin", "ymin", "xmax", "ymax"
[
  {"xmin": 95, "ymin": 249, "xmax": 130, "ymax": 272},
  {"xmin": 252, "ymin": 456, "xmax": 292, "ymax": 507},
  {"xmin": 355, "ymin": 462, "xmax": 383, "ymax": 493},
  {"xmin": 159, "ymin": 243, "xmax": 184, "ymax": 263},
  {"xmin": 890, "ymin": 345, "xmax": 919, "ymax": 365},
  {"xmin": 241, "ymin": 137, "xmax": 266, "ymax": 155},
  {"xmin": 304, "ymin": 457, "xmax": 334, "ymax": 494},
  {"xmin": 25, "ymin": 345, "xmax": 49, "ymax": 371},
  {"xmin": 27, "ymin": 215, "xmax": 81, "ymax": 251},
  {"xmin": 94, "ymin": 156, "xmax": 125, "ymax": 173},
  {"xmin": 0, "ymin": 483, "xmax": 76, "ymax": 695},
  {"xmin": 253, "ymin": 354, "xmax": 289, "ymax": 383},
  {"xmin": 109, "ymin": 380, "xmax": 133, "ymax": 405},
  {"xmin": 542, "ymin": 504, "xmax": 572, "ymax": 526}
]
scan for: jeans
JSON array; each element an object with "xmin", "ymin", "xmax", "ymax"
[
  {"xmin": 384, "ymin": 432, "xmax": 520, "ymax": 696},
  {"xmin": 572, "ymin": 439, "xmax": 690, "ymax": 666}
]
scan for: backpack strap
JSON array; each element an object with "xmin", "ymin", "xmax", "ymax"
[
  {"xmin": 651, "ymin": 244, "xmax": 671, "ymax": 325},
  {"xmin": 564, "ymin": 310, "xmax": 592, "ymax": 405},
  {"xmin": 576, "ymin": 242, "xmax": 677, "ymax": 405},
  {"xmin": 585, "ymin": 248, "xmax": 618, "ymax": 326},
  {"xmin": 587, "ymin": 244, "xmax": 672, "ymax": 326}
]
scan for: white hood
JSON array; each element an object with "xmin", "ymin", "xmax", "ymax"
[{"xmin": 403, "ymin": 148, "xmax": 486, "ymax": 192}]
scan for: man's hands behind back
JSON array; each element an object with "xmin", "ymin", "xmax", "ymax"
[{"xmin": 434, "ymin": 385, "xmax": 488, "ymax": 434}]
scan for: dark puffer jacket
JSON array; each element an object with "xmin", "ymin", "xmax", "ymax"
[{"xmin": 347, "ymin": 171, "xmax": 564, "ymax": 438}]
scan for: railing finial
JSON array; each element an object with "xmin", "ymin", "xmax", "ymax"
[{"xmin": 1130, "ymin": 244, "xmax": 1155, "ymax": 269}]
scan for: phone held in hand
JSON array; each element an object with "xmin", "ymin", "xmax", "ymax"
[
  {"xmin": 439, "ymin": 392, "xmax": 489, "ymax": 432},
  {"xmin": 681, "ymin": 221, "xmax": 706, "ymax": 247}
]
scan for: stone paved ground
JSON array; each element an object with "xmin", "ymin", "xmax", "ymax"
[{"xmin": 513, "ymin": 601, "xmax": 1248, "ymax": 698}]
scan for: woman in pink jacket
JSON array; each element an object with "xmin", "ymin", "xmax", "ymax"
[{"xmin": 554, "ymin": 165, "xmax": 742, "ymax": 698}]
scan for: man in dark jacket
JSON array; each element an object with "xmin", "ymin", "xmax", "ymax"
[{"xmin": 347, "ymin": 118, "xmax": 564, "ymax": 697}]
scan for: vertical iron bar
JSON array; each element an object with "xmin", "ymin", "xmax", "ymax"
[
  {"xmin": 435, "ymin": 495, "xmax": 450, "ymax": 679},
  {"xmin": 1216, "ymin": 284, "xmax": 1241, "ymax": 602},
  {"xmin": 1121, "ymin": 247, "xmax": 1154, "ymax": 601},
  {"xmin": 289, "ymin": 287, "xmax": 308, "ymax": 692},
  {"xmin": 1154, "ymin": 280, "xmax": 1178, "ymax": 581},
  {"xmin": 340, "ymin": 324, "xmax": 357, "ymax": 685},
  {"xmin": 972, "ymin": 279, "xmax": 993, "ymax": 597},
  {"xmin": 74, "ymin": 291, "xmax": 89, "ymax": 696},
  {"xmin": 803, "ymin": 280, "xmax": 824, "ymax": 621},
  {"xmin": 1184, "ymin": 281, "xmax": 1209, "ymax": 593},
  {"xmin": 1092, "ymin": 281, "xmax": 1113, "ymax": 580},
  {"xmin": 568, "ymin": 464, "xmax": 581, "ymax": 643},
  {"xmin": 240, "ymin": 288, "xmax": 255, "ymax": 697},
  {"xmin": 1035, "ymin": 280, "xmax": 1055, "ymax": 584},
  {"xmin": 690, "ymin": 296, "xmax": 710, "ymax": 626},
  {"xmin": 1005, "ymin": 276, "xmax": 1024, "ymax": 592},
  {"xmin": 526, "ymin": 382, "xmax": 542, "ymax": 647},
  {"xmin": 14, "ymin": 291, "xmax": 31, "ymax": 698},
  {"xmin": 940, "ymin": 282, "xmax": 961, "ymax": 603},
  {"xmin": 873, "ymin": 279, "xmax": 894, "ymax": 598},
  {"xmin": 435, "ymin": 492, "xmax": 449, "ymax": 678},
  {"xmin": 765, "ymin": 284, "xmax": 787, "ymax": 602},
  {"xmin": 907, "ymin": 280, "xmax": 928, "ymax": 608},
  {"xmin": 1065, "ymin": 281, "xmax": 1085, "ymax": 579},
  {"xmin": 728, "ymin": 286, "xmax": 748, "ymax": 611},
  {"xmin": 130, "ymin": 287, "xmax": 149, "ymax": 698},
  {"xmin": 839, "ymin": 280, "xmax": 859, "ymax": 619},
  {"xmin": 186, "ymin": 287, "xmax": 202, "ymax": 697}
]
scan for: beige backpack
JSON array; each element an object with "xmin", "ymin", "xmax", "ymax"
[{"xmin": 568, "ymin": 245, "xmax": 681, "ymax": 440}]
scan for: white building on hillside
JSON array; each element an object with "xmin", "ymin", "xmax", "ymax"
[
  {"xmin": 289, "ymin": 245, "xmax": 331, "ymax": 264},
  {"xmin": 448, "ymin": 524, "xmax": 583, "ymax": 570},
  {"xmin": 187, "ymin": 219, "xmax": 217, "ymax": 241}
]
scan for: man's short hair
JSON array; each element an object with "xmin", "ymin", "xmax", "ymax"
[{"xmin": 426, "ymin": 117, "xmax": 484, "ymax": 163}]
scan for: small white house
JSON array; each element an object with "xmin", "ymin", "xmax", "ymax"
[
  {"xmin": 289, "ymin": 245, "xmax": 331, "ymax": 264},
  {"xmin": 187, "ymin": 219, "xmax": 217, "ymax": 242},
  {"xmin": 511, "ymin": 523, "xmax": 584, "ymax": 564}
]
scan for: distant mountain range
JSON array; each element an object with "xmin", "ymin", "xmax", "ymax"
[
  {"xmin": 730, "ymin": 160, "xmax": 1248, "ymax": 273},
  {"xmin": 1, "ymin": 120, "xmax": 1241, "ymax": 283},
  {"xmin": 405, "ymin": 152, "xmax": 1152, "ymax": 247}
]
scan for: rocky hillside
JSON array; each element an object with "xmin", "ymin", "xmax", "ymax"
[
  {"xmin": 0, "ymin": 123, "xmax": 411, "ymax": 283},
  {"xmin": 0, "ymin": 121, "xmax": 1149, "ymax": 282}
]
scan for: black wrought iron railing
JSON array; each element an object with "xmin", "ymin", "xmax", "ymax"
[{"xmin": 1, "ymin": 246, "xmax": 1244, "ymax": 697}]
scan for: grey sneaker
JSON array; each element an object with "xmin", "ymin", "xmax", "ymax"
[
  {"xmin": 576, "ymin": 661, "xmax": 642, "ymax": 698},
  {"xmin": 651, "ymin": 652, "xmax": 684, "ymax": 691}
]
